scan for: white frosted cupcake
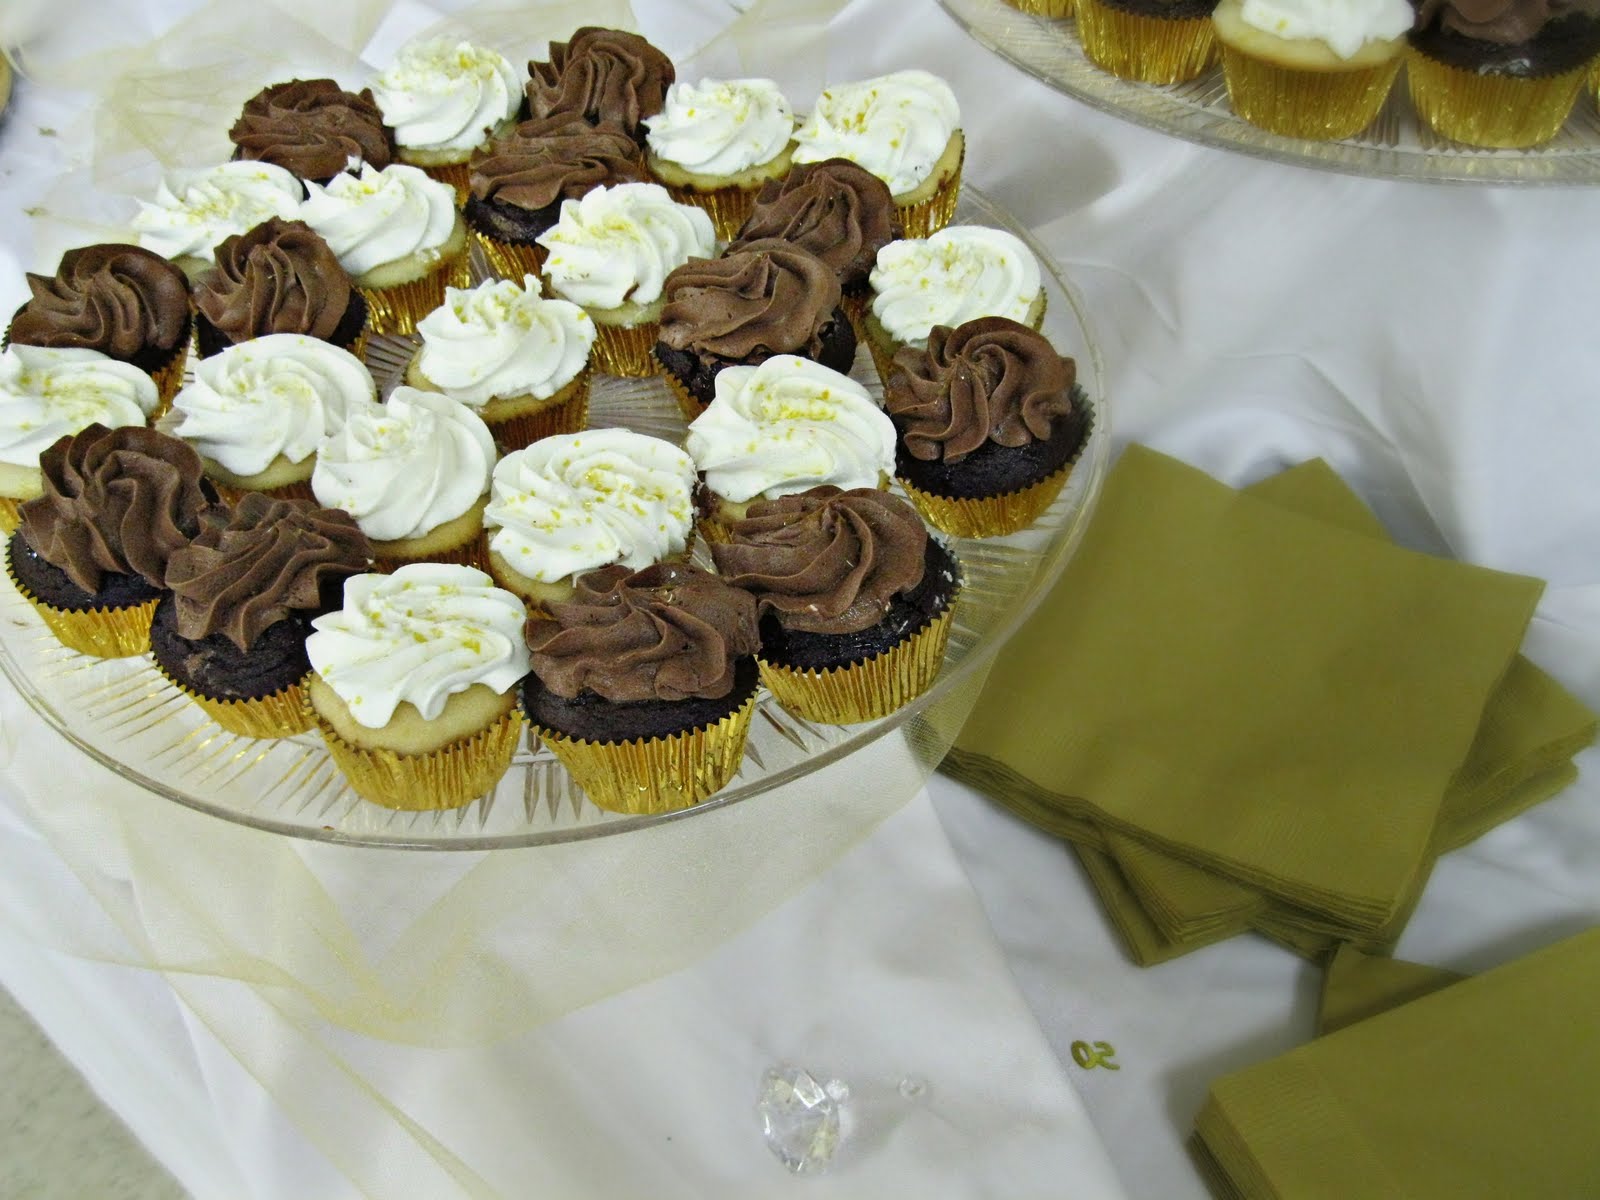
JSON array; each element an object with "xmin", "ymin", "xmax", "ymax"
[
  {"xmin": 684, "ymin": 354, "xmax": 896, "ymax": 540},
  {"xmin": 644, "ymin": 77, "xmax": 796, "ymax": 240},
  {"xmin": 311, "ymin": 386, "xmax": 496, "ymax": 569},
  {"xmin": 485, "ymin": 427, "xmax": 696, "ymax": 610},
  {"xmin": 300, "ymin": 162, "xmax": 469, "ymax": 335},
  {"xmin": 0, "ymin": 346, "xmax": 158, "ymax": 531},
  {"xmin": 792, "ymin": 71, "xmax": 963, "ymax": 238},
  {"xmin": 535, "ymin": 182, "xmax": 716, "ymax": 377},
  {"xmin": 865, "ymin": 225, "xmax": 1045, "ymax": 385},
  {"xmin": 160, "ymin": 334, "xmax": 374, "ymax": 503},
  {"xmin": 131, "ymin": 161, "xmax": 305, "ymax": 279},
  {"xmin": 405, "ymin": 275, "xmax": 595, "ymax": 450},
  {"xmin": 370, "ymin": 38, "xmax": 523, "ymax": 201},
  {"xmin": 305, "ymin": 562, "xmax": 530, "ymax": 809}
]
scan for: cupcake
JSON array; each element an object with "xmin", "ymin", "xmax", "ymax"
[
  {"xmin": 229, "ymin": 79, "xmax": 396, "ymax": 186},
  {"xmin": 864, "ymin": 225, "xmax": 1045, "ymax": 387},
  {"xmin": 192, "ymin": 218, "xmax": 369, "ymax": 360},
  {"xmin": 525, "ymin": 27, "xmax": 675, "ymax": 142},
  {"xmin": 523, "ymin": 561, "xmax": 760, "ymax": 815},
  {"xmin": 0, "ymin": 346, "xmax": 159, "ymax": 532},
  {"xmin": 1406, "ymin": 0, "xmax": 1600, "ymax": 148},
  {"xmin": 653, "ymin": 239, "xmax": 858, "ymax": 420},
  {"xmin": 643, "ymin": 77, "xmax": 796, "ymax": 240},
  {"xmin": 130, "ymin": 161, "xmax": 304, "ymax": 280},
  {"xmin": 1005, "ymin": 0, "xmax": 1077, "ymax": 14},
  {"xmin": 683, "ymin": 355, "xmax": 897, "ymax": 540},
  {"xmin": 464, "ymin": 115, "xmax": 648, "ymax": 279},
  {"xmin": 7, "ymin": 244, "xmax": 192, "ymax": 409},
  {"xmin": 884, "ymin": 317, "xmax": 1092, "ymax": 538},
  {"xmin": 727, "ymin": 157, "xmax": 903, "ymax": 333},
  {"xmin": 152, "ymin": 494, "xmax": 370, "ymax": 738},
  {"xmin": 484, "ymin": 428, "xmax": 696, "ymax": 610},
  {"xmin": 535, "ymin": 182, "xmax": 716, "ymax": 377},
  {"xmin": 1075, "ymin": 0, "xmax": 1221, "ymax": 84},
  {"xmin": 791, "ymin": 71, "xmax": 963, "ymax": 238},
  {"xmin": 311, "ymin": 387, "xmax": 496, "ymax": 570},
  {"xmin": 405, "ymin": 274, "xmax": 595, "ymax": 450},
  {"xmin": 1213, "ymin": 0, "xmax": 1412, "ymax": 139},
  {"xmin": 299, "ymin": 162, "xmax": 469, "ymax": 336},
  {"xmin": 370, "ymin": 38, "xmax": 524, "ymax": 201},
  {"xmin": 305, "ymin": 563, "xmax": 530, "ymax": 810},
  {"xmin": 5, "ymin": 425, "xmax": 211, "ymax": 658},
  {"xmin": 712, "ymin": 487, "xmax": 960, "ymax": 724},
  {"xmin": 161, "ymin": 334, "xmax": 375, "ymax": 504}
]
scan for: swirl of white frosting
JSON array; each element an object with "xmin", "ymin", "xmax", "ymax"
[
  {"xmin": 644, "ymin": 78, "xmax": 794, "ymax": 176},
  {"xmin": 869, "ymin": 226, "xmax": 1042, "ymax": 346},
  {"xmin": 163, "ymin": 335, "xmax": 375, "ymax": 477},
  {"xmin": 300, "ymin": 162, "xmax": 460, "ymax": 278},
  {"xmin": 414, "ymin": 275, "xmax": 595, "ymax": 406},
  {"xmin": 131, "ymin": 161, "xmax": 304, "ymax": 263},
  {"xmin": 792, "ymin": 70, "xmax": 961, "ymax": 197},
  {"xmin": 307, "ymin": 563, "xmax": 531, "ymax": 727},
  {"xmin": 486, "ymin": 429, "xmax": 695, "ymax": 583},
  {"xmin": 371, "ymin": 38, "xmax": 522, "ymax": 154},
  {"xmin": 1238, "ymin": 0, "xmax": 1412, "ymax": 57},
  {"xmin": 685, "ymin": 355, "xmax": 895, "ymax": 503},
  {"xmin": 536, "ymin": 183, "xmax": 717, "ymax": 312},
  {"xmin": 312, "ymin": 387, "xmax": 495, "ymax": 542},
  {"xmin": 0, "ymin": 346, "xmax": 157, "ymax": 468}
]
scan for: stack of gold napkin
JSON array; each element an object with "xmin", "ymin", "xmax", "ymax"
[
  {"xmin": 944, "ymin": 447, "xmax": 1596, "ymax": 963},
  {"xmin": 1192, "ymin": 927, "xmax": 1600, "ymax": 1198}
]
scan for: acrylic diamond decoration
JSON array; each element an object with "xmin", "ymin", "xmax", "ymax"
[{"xmin": 757, "ymin": 1066, "xmax": 849, "ymax": 1175}]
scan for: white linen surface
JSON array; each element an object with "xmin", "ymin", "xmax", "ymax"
[{"xmin": 1, "ymin": 0, "xmax": 1599, "ymax": 1198}]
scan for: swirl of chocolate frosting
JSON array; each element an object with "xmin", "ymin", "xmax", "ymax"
[
  {"xmin": 525, "ymin": 27, "xmax": 675, "ymax": 141},
  {"xmin": 165, "ymin": 492, "xmax": 370, "ymax": 651},
  {"xmin": 1414, "ymin": 0, "xmax": 1600, "ymax": 42},
  {"xmin": 712, "ymin": 488, "xmax": 928, "ymax": 635},
  {"xmin": 658, "ymin": 240, "xmax": 842, "ymax": 365},
  {"xmin": 729, "ymin": 159, "xmax": 903, "ymax": 289},
  {"xmin": 526, "ymin": 561, "xmax": 758, "ymax": 703},
  {"xmin": 196, "ymin": 218, "xmax": 355, "ymax": 344},
  {"xmin": 229, "ymin": 79, "xmax": 394, "ymax": 181},
  {"xmin": 469, "ymin": 115, "xmax": 647, "ymax": 210},
  {"xmin": 18, "ymin": 425, "xmax": 210, "ymax": 593},
  {"xmin": 10, "ymin": 244, "xmax": 189, "ymax": 361},
  {"xmin": 886, "ymin": 317, "xmax": 1078, "ymax": 464}
]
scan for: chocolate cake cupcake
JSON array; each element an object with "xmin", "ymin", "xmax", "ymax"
[
  {"xmin": 229, "ymin": 78, "xmax": 396, "ymax": 186},
  {"xmin": 151, "ymin": 494, "xmax": 370, "ymax": 737},
  {"xmin": 1075, "ymin": 0, "xmax": 1221, "ymax": 84},
  {"xmin": 653, "ymin": 239, "xmax": 857, "ymax": 419},
  {"xmin": 523, "ymin": 561, "xmax": 761, "ymax": 814},
  {"xmin": 525, "ymin": 27, "xmax": 675, "ymax": 144}
]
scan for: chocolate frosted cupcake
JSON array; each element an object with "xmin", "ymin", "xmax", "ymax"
[
  {"xmin": 712, "ymin": 487, "xmax": 959, "ymax": 724},
  {"xmin": 653, "ymin": 239, "xmax": 857, "ymax": 419},
  {"xmin": 8, "ymin": 244, "xmax": 192, "ymax": 409},
  {"xmin": 525, "ymin": 27, "xmax": 675, "ymax": 143},
  {"xmin": 885, "ymin": 316, "xmax": 1092, "ymax": 538},
  {"xmin": 728, "ymin": 157, "xmax": 903, "ymax": 332},
  {"xmin": 464, "ymin": 115, "xmax": 648, "ymax": 280},
  {"xmin": 229, "ymin": 79, "xmax": 396, "ymax": 185},
  {"xmin": 1075, "ymin": 0, "xmax": 1221, "ymax": 84},
  {"xmin": 523, "ymin": 561, "xmax": 761, "ymax": 814},
  {"xmin": 152, "ymin": 494, "xmax": 370, "ymax": 737},
  {"xmin": 194, "ymin": 218, "xmax": 368, "ymax": 360},
  {"xmin": 5, "ymin": 425, "xmax": 211, "ymax": 657}
]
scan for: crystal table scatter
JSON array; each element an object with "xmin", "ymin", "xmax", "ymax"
[{"xmin": 757, "ymin": 1066, "xmax": 852, "ymax": 1175}]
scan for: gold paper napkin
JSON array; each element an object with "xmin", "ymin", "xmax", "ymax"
[{"xmin": 1316, "ymin": 944, "xmax": 1463, "ymax": 1036}]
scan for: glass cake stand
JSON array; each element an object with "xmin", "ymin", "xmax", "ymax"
[
  {"xmin": 942, "ymin": 0, "xmax": 1600, "ymax": 185},
  {"xmin": 0, "ymin": 187, "xmax": 1109, "ymax": 849}
]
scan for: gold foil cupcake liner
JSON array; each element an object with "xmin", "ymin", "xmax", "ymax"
[
  {"xmin": 419, "ymin": 160, "xmax": 472, "ymax": 205},
  {"xmin": 1005, "ymin": 0, "xmax": 1075, "ymax": 14},
  {"xmin": 840, "ymin": 290, "xmax": 871, "ymax": 341},
  {"xmin": 314, "ymin": 707, "xmax": 524, "ymax": 810},
  {"xmin": 1076, "ymin": 0, "xmax": 1218, "ymax": 84},
  {"xmin": 1221, "ymin": 48, "xmax": 1401, "ymax": 140},
  {"xmin": 360, "ymin": 253, "xmax": 470, "ymax": 337},
  {"xmin": 6, "ymin": 552, "xmax": 157, "ymax": 657},
  {"xmin": 373, "ymin": 527, "xmax": 490, "ymax": 574},
  {"xmin": 591, "ymin": 321, "xmax": 662, "ymax": 378},
  {"xmin": 664, "ymin": 182, "xmax": 760, "ymax": 243},
  {"xmin": 657, "ymin": 359, "xmax": 707, "ymax": 422},
  {"xmin": 145, "ymin": 338, "xmax": 191, "ymax": 410},
  {"xmin": 487, "ymin": 375, "xmax": 591, "ymax": 452},
  {"xmin": 154, "ymin": 662, "xmax": 313, "ymax": 739},
  {"xmin": 533, "ymin": 694, "xmax": 756, "ymax": 815},
  {"xmin": 896, "ymin": 140, "xmax": 964, "ymax": 240},
  {"xmin": 898, "ymin": 464, "xmax": 1074, "ymax": 539},
  {"xmin": 759, "ymin": 604, "xmax": 956, "ymax": 725},
  {"xmin": 1405, "ymin": 49, "xmax": 1588, "ymax": 148},
  {"xmin": 0, "ymin": 497, "xmax": 19, "ymax": 535},
  {"xmin": 471, "ymin": 230, "xmax": 547, "ymax": 282}
]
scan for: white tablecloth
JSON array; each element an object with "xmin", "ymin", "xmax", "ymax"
[{"xmin": 1, "ymin": 2, "xmax": 1597, "ymax": 1198}]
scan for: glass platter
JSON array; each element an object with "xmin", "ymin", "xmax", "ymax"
[
  {"xmin": 0, "ymin": 187, "xmax": 1108, "ymax": 850},
  {"xmin": 942, "ymin": 0, "xmax": 1600, "ymax": 185}
]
